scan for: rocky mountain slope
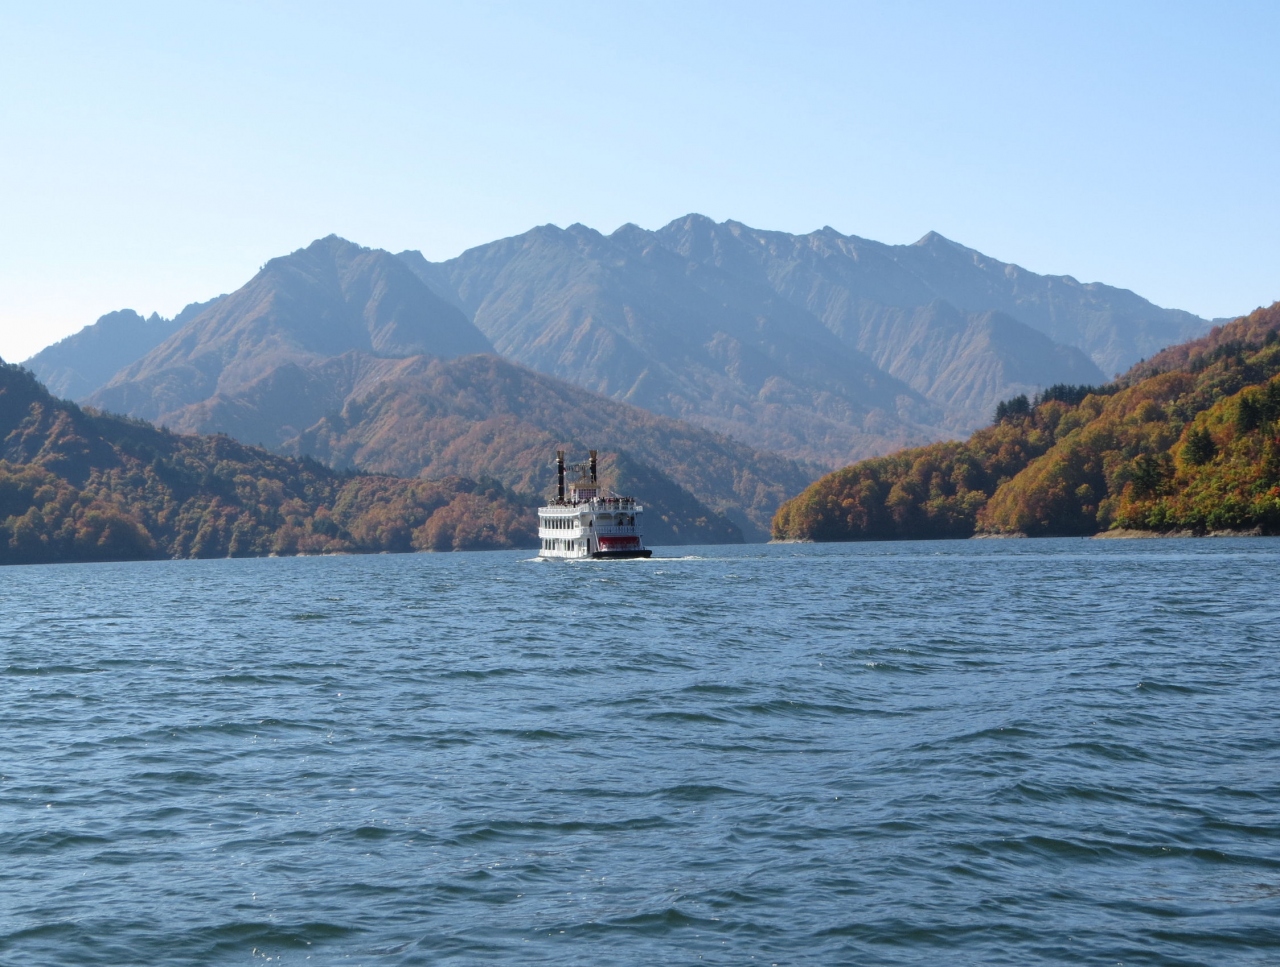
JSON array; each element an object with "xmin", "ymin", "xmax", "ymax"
[
  {"xmin": 399, "ymin": 225, "xmax": 946, "ymax": 464},
  {"xmin": 813, "ymin": 300, "xmax": 1105, "ymax": 424},
  {"xmin": 653, "ymin": 218, "xmax": 1203, "ymax": 377},
  {"xmin": 89, "ymin": 236, "xmax": 492, "ymax": 425}
]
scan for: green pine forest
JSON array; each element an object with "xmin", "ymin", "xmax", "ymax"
[
  {"xmin": 0, "ymin": 362, "xmax": 537, "ymax": 565},
  {"xmin": 772, "ymin": 303, "xmax": 1280, "ymax": 541}
]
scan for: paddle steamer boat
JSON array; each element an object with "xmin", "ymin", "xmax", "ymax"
[{"xmin": 537, "ymin": 450, "xmax": 652, "ymax": 560}]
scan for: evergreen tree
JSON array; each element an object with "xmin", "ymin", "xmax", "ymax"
[
  {"xmin": 994, "ymin": 394, "xmax": 1031, "ymax": 423},
  {"xmin": 1182, "ymin": 425, "xmax": 1216, "ymax": 466}
]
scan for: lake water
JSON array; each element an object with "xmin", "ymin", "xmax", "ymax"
[{"xmin": 2, "ymin": 539, "xmax": 1279, "ymax": 966}]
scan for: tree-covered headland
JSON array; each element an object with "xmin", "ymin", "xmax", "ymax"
[{"xmin": 772, "ymin": 303, "xmax": 1280, "ymax": 540}]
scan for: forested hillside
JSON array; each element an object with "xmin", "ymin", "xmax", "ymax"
[
  {"xmin": 772, "ymin": 303, "xmax": 1280, "ymax": 541},
  {"xmin": 0, "ymin": 361, "xmax": 536, "ymax": 565},
  {"xmin": 287, "ymin": 353, "xmax": 802, "ymax": 540}
]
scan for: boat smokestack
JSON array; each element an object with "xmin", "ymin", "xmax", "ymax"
[
  {"xmin": 589, "ymin": 450, "xmax": 597, "ymax": 484},
  {"xmin": 556, "ymin": 450, "xmax": 565, "ymax": 501}
]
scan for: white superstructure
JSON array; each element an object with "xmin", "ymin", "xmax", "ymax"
[{"xmin": 537, "ymin": 450, "xmax": 652, "ymax": 560}]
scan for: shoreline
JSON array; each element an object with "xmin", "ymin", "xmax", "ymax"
[{"xmin": 1092, "ymin": 526, "xmax": 1266, "ymax": 539}]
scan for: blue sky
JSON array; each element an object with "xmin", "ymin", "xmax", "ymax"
[{"xmin": 2, "ymin": 1, "xmax": 1277, "ymax": 362}]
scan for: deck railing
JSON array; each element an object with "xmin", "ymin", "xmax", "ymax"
[{"xmin": 543, "ymin": 497, "xmax": 638, "ymax": 510}]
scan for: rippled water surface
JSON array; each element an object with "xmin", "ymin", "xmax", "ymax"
[{"xmin": 3, "ymin": 539, "xmax": 1279, "ymax": 965}]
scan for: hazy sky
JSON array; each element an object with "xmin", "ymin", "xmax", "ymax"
[{"xmin": 2, "ymin": 1, "xmax": 1277, "ymax": 362}]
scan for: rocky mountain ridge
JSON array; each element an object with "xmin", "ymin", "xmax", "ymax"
[
  {"xmin": 398, "ymin": 216, "xmax": 1205, "ymax": 463},
  {"xmin": 24, "ymin": 297, "xmax": 225, "ymax": 400}
]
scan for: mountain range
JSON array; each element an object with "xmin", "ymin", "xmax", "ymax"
[
  {"xmin": 399, "ymin": 216, "xmax": 1207, "ymax": 459},
  {"xmin": 20, "ymin": 216, "xmax": 1214, "ymax": 540}
]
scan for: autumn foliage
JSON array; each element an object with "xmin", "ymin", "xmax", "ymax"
[
  {"xmin": 773, "ymin": 302, "xmax": 1280, "ymax": 540},
  {"xmin": 0, "ymin": 362, "xmax": 537, "ymax": 565}
]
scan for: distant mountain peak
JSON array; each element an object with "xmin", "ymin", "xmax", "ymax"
[
  {"xmin": 671, "ymin": 213, "xmax": 717, "ymax": 228},
  {"xmin": 311, "ymin": 233, "xmax": 366, "ymax": 251},
  {"xmin": 565, "ymin": 222, "xmax": 606, "ymax": 243},
  {"xmin": 528, "ymin": 223, "xmax": 566, "ymax": 239},
  {"xmin": 251, "ymin": 235, "xmax": 376, "ymax": 280},
  {"xmin": 912, "ymin": 231, "xmax": 975, "ymax": 253}
]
